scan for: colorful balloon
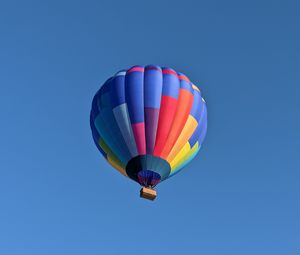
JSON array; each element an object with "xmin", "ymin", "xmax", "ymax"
[{"xmin": 90, "ymin": 65, "xmax": 207, "ymax": 197}]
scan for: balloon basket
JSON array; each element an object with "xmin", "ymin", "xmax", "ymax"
[{"xmin": 140, "ymin": 187, "xmax": 157, "ymax": 201}]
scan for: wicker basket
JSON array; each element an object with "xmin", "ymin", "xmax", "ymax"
[{"xmin": 140, "ymin": 187, "xmax": 157, "ymax": 201}]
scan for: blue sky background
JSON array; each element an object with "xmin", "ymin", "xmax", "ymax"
[{"xmin": 1, "ymin": 0, "xmax": 300, "ymax": 254}]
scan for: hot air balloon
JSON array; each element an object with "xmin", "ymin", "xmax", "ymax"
[{"xmin": 90, "ymin": 65, "xmax": 207, "ymax": 200}]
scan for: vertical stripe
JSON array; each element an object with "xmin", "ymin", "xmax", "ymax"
[
  {"xmin": 111, "ymin": 72, "xmax": 126, "ymax": 108},
  {"xmin": 132, "ymin": 123, "xmax": 146, "ymax": 154},
  {"xmin": 153, "ymin": 68, "xmax": 180, "ymax": 156},
  {"xmin": 110, "ymin": 71, "xmax": 139, "ymax": 157},
  {"xmin": 198, "ymin": 102, "xmax": 208, "ymax": 145},
  {"xmin": 125, "ymin": 66, "xmax": 146, "ymax": 154},
  {"xmin": 113, "ymin": 104, "xmax": 138, "ymax": 157},
  {"xmin": 144, "ymin": 108, "xmax": 160, "ymax": 153},
  {"xmin": 144, "ymin": 65, "xmax": 163, "ymax": 153}
]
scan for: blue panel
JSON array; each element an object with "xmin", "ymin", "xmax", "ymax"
[
  {"xmin": 100, "ymin": 108, "xmax": 131, "ymax": 162},
  {"xmin": 198, "ymin": 103, "xmax": 207, "ymax": 145},
  {"xmin": 125, "ymin": 68, "xmax": 145, "ymax": 123},
  {"xmin": 113, "ymin": 104, "xmax": 138, "ymax": 157},
  {"xmin": 161, "ymin": 67, "xmax": 180, "ymax": 98},
  {"xmin": 188, "ymin": 100, "xmax": 206, "ymax": 147},
  {"xmin": 90, "ymin": 116, "xmax": 100, "ymax": 141},
  {"xmin": 111, "ymin": 72, "xmax": 126, "ymax": 108},
  {"xmin": 99, "ymin": 78, "xmax": 112, "ymax": 96},
  {"xmin": 94, "ymin": 114, "xmax": 127, "ymax": 164},
  {"xmin": 90, "ymin": 91, "xmax": 100, "ymax": 120},
  {"xmin": 90, "ymin": 117, "xmax": 107, "ymax": 158},
  {"xmin": 190, "ymin": 89, "xmax": 204, "ymax": 121},
  {"xmin": 144, "ymin": 65, "xmax": 163, "ymax": 108},
  {"xmin": 178, "ymin": 77, "xmax": 193, "ymax": 93}
]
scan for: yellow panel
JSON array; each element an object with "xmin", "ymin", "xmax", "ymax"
[
  {"xmin": 107, "ymin": 157, "xmax": 127, "ymax": 176},
  {"xmin": 170, "ymin": 143, "xmax": 191, "ymax": 169},
  {"xmin": 99, "ymin": 138, "xmax": 119, "ymax": 163},
  {"xmin": 98, "ymin": 138, "xmax": 110, "ymax": 153},
  {"xmin": 171, "ymin": 142, "xmax": 199, "ymax": 172},
  {"xmin": 166, "ymin": 115, "xmax": 198, "ymax": 163}
]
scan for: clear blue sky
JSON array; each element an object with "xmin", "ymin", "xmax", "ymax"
[{"xmin": 1, "ymin": 0, "xmax": 299, "ymax": 254}]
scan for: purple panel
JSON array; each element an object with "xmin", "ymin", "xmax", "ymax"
[{"xmin": 144, "ymin": 108, "xmax": 160, "ymax": 154}]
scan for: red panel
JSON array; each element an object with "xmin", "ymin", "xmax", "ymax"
[
  {"xmin": 132, "ymin": 123, "xmax": 146, "ymax": 155},
  {"xmin": 160, "ymin": 89, "xmax": 194, "ymax": 159},
  {"xmin": 153, "ymin": 96, "xmax": 178, "ymax": 156}
]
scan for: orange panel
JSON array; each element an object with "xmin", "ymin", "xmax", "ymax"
[
  {"xmin": 166, "ymin": 115, "xmax": 198, "ymax": 162},
  {"xmin": 160, "ymin": 89, "xmax": 193, "ymax": 159}
]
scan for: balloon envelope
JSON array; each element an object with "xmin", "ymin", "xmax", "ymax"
[{"xmin": 90, "ymin": 65, "xmax": 207, "ymax": 187}]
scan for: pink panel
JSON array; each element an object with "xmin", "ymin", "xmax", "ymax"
[{"xmin": 132, "ymin": 123, "xmax": 146, "ymax": 155}]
